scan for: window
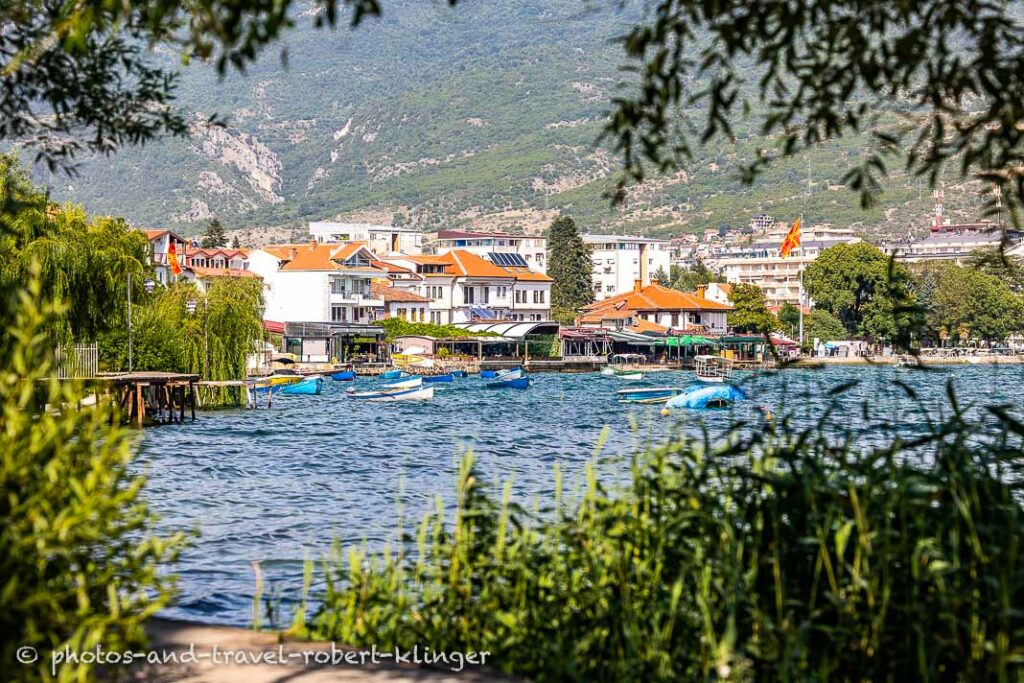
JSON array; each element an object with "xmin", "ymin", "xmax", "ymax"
[
  {"xmin": 482, "ymin": 287, "xmax": 490, "ymax": 304},
  {"xmin": 533, "ymin": 290, "xmax": 540, "ymax": 304},
  {"xmin": 397, "ymin": 307, "xmax": 407, "ymax": 320},
  {"xmin": 606, "ymin": 285, "xmax": 615, "ymax": 292},
  {"xmin": 331, "ymin": 305, "xmax": 347, "ymax": 322}
]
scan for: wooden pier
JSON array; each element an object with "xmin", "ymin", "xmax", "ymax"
[{"xmin": 99, "ymin": 372, "xmax": 199, "ymax": 427}]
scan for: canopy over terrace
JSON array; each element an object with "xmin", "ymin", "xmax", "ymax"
[
  {"xmin": 392, "ymin": 334, "xmax": 514, "ymax": 358},
  {"xmin": 452, "ymin": 321, "xmax": 561, "ymax": 338}
]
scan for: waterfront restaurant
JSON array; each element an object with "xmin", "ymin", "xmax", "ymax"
[{"xmin": 282, "ymin": 321, "xmax": 388, "ymax": 363}]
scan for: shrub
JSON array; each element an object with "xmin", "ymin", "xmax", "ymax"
[
  {"xmin": 0, "ymin": 279, "xmax": 185, "ymax": 682},
  {"xmin": 300, "ymin": 395, "xmax": 1024, "ymax": 681}
]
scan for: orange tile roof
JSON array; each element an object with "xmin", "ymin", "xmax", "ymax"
[
  {"xmin": 581, "ymin": 283, "xmax": 733, "ymax": 314},
  {"xmin": 371, "ymin": 259, "xmax": 414, "ymax": 274},
  {"xmin": 278, "ymin": 243, "xmax": 380, "ymax": 272},
  {"xmin": 188, "ymin": 266, "xmax": 262, "ymax": 280},
  {"xmin": 187, "ymin": 247, "xmax": 249, "ymax": 258},
  {"xmin": 577, "ymin": 307, "xmax": 633, "ymax": 323},
  {"xmin": 144, "ymin": 228, "xmax": 187, "ymax": 243},
  {"xmin": 503, "ymin": 266, "xmax": 554, "ymax": 282},
  {"xmin": 440, "ymin": 250, "xmax": 514, "ymax": 278},
  {"xmin": 371, "ymin": 282, "xmax": 432, "ymax": 303},
  {"xmin": 397, "ymin": 254, "xmax": 457, "ymax": 266},
  {"xmin": 628, "ymin": 318, "xmax": 669, "ymax": 334}
]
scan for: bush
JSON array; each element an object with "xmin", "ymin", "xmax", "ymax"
[
  {"xmin": 0, "ymin": 279, "xmax": 184, "ymax": 682},
  {"xmin": 299, "ymin": 393, "xmax": 1024, "ymax": 681}
]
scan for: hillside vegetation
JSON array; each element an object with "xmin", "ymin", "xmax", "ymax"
[{"xmin": 30, "ymin": 0, "xmax": 992, "ymax": 237}]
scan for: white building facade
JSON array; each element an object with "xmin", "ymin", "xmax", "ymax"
[
  {"xmin": 308, "ymin": 222, "xmax": 423, "ymax": 255},
  {"xmin": 433, "ymin": 231, "xmax": 548, "ymax": 273},
  {"xmin": 583, "ymin": 234, "xmax": 672, "ymax": 301}
]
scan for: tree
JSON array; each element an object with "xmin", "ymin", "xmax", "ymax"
[
  {"xmin": 652, "ymin": 266, "xmax": 669, "ymax": 285},
  {"xmin": 964, "ymin": 248, "xmax": 1024, "ymax": 293},
  {"xmin": 201, "ymin": 218, "xmax": 227, "ymax": 248},
  {"xmin": 727, "ymin": 283, "xmax": 778, "ymax": 335},
  {"xmin": 546, "ymin": 216, "xmax": 593, "ymax": 311},
  {"xmin": 668, "ymin": 258, "xmax": 724, "ymax": 292},
  {"xmin": 803, "ymin": 242, "xmax": 917, "ymax": 340},
  {"xmin": 804, "ymin": 309, "xmax": 847, "ymax": 343},
  {"xmin": 777, "ymin": 303, "xmax": 801, "ymax": 339},
  {"xmin": 912, "ymin": 262, "xmax": 1024, "ymax": 343}
]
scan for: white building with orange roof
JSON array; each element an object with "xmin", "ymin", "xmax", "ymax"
[
  {"xmin": 142, "ymin": 229, "xmax": 189, "ymax": 284},
  {"xmin": 185, "ymin": 246, "xmax": 250, "ymax": 271},
  {"xmin": 248, "ymin": 242, "xmax": 386, "ymax": 324},
  {"xmin": 577, "ymin": 282, "xmax": 732, "ymax": 335},
  {"xmin": 371, "ymin": 282, "xmax": 431, "ymax": 322},
  {"xmin": 308, "ymin": 222, "xmax": 423, "ymax": 255}
]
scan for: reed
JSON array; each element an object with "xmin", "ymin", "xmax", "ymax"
[{"xmin": 299, "ymin": 392, "xmax": 1024, "ymax": 681}]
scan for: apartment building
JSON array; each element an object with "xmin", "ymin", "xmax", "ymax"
[
  {"xmin": 308, "ymin": 222, "xmax": 423, "ymax": 255},
  {"xmin": 583, "ymin": 234, "xmax": 672, "ymax": 300},
  {"xmin": 433, "ymin": 230, "xmax": 548, "ymax": 273}
]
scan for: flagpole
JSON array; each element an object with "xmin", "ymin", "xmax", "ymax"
[{"xmin": 798, "ymin": 213, "xmax": 804, "ymax": 348}]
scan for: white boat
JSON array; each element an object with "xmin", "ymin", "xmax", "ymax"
[
  {"xmin": 615, "ymin": 372, "xmax": 644, "ymax": 381},
  {"xmin": 379, "ymin": 376, "xmax": 423, "ymax": 390},
  {"xmin": 347, "ymin": 385, "xmax": 435, "ymax": 402},
  {"xmin": 694, "ymin": 355, "xmax": 733, "ymax": 383}
]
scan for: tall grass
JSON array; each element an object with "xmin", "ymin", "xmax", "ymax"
[{"xmin": 296, "ymin": 391, "xmax": 1024, "ymax": 681}]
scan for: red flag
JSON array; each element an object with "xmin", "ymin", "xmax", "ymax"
[
  {"xmin": 779, "ymin": 218, "xmax": 801, "ymax": 258},
  {"xmin": 168, "ymin": 240, "xmax": 183, "ymax": 276}
]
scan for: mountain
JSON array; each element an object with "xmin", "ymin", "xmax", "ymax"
[{"xmin": 29, "ymin": 0, "xmax": 993, "ymax": 239}]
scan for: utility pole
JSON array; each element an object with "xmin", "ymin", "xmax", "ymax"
[{"xmin": 127, "ymin": 272, "xmax": 133, "ymax": 372}]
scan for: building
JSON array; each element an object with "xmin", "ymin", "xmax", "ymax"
[
  {"xmin": 884, "ymin": 225, "xmax": 1021, "ymax": 264},
  {"xmin": 143, "ymin": 229, "xmax": 189, "ymax": 285},
  {"xmin": 248, "ymin": 242, "xmax": 386, "ymax": 324},
  {"xmin": 583, "ymin": 234, "xmax": 672, "ymax": 301},
  {"xmin": 749, "ymin": 213, "xmax": 775, "ymax": 232},
  {"xmin": 433, "ymin": 230, "xmax": 548, "ymax": 273},
  {"xmin": 308, "ymin": 222, "xmax": 423, "ymax": 255},
  {"xmin": 577, "ymin": 282, "xmax": 732, "ymax": 335},
  {"xmin": 371, "ymin": 282, "xmax": 431, "ymax": 322},
  {"xmin": 380, "ymin": 250, "xmax": 553, "ymax": 324},
  {"xmin": 710, "ymin": 225, "xmax": 861, "ymax": 307},
  {"xmin": 704, "ymin": 282, "xmax": 733, "ymax": 306},
  {"xmin": 185, "ymin": 246, "xmax": 250, "ymax": 271}
]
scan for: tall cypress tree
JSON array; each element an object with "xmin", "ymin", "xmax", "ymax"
[{"xmin": 547, "ymin": 216, "xmax": 594, "ymax": 310}]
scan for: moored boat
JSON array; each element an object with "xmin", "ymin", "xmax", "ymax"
[
  {"xmin": 665, "ymin": 383, "xmax": 745, "ymax": 410},
  {"xmin": 480, "ymin": 369, "xmax": 498, "ymax": 379},
  {"xmin": 380, "ymin": 369, "xmax": 406, "ymax": 380},
  {"xmin": 347, "ymin": 385, "xmax": 435, "ymax": 401},
  {"xmin": 279, "ymin": 376, "xmax": 324, "ymax": 395},
  {"xmin": 694, "ymin": 355, "xmax": 734, "ymax": 383},
  {"xmin": 486, "ymin": 375, "xmax": 531, "ymax": 390},
  {"xmin": 452, "ymin": 370, "xmax": 468, "ymax": 378},
  {"xmin": 617, "ymin": 387, "xmax": 686, "ymax": 404},
  {"xmin": 379, "ymin": 376, "xmax": 422, "ymax": 390},
  {"xmin": 422, "ymin": 373, "xmax": 454, "ymax": 384},
  {"xmin": 495, "ymin": 368, "xmax": 524, "ymax": 381},
  {"xmin": 330, "ymin": 370, "xmax": 355, "ymax": 381},
  {"xmin": 614, "ymin": 371, "xmax": 644, "ymax": 381},
  {"xmin": 250, "ymin": 369, "xmax": 303, "ymax": 394}
]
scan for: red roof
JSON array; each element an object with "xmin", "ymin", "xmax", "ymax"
[
  {"xmin": 187, "ymin": 266, "xmax": 262, "ymax": 280},
  {"xmin": 371, "ymin": 282, "xmax": 432, "ymax": 303},
  {"xmin": 263, "ymin": 320, "xmax": 285, "ymax": 334},
  {"xmin": 581, "ymin": 283, "xmax": 733, "ymax": 317}
]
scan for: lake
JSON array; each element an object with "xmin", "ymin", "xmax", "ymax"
[{"xmin": 137, "ymin": 364, "xmax": 1024, "ymax": 626}]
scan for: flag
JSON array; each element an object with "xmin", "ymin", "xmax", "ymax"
[
  {"xmin": 168, "ymin": 240, "xmax": 183, "ymax": 276},
  {"xmin": 779, "ymin": 217, "xmax": 801, "ymax": 258}
]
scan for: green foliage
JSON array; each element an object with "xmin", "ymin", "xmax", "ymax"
[
  {"xmin": 777, "ymin": 302, "xmax": 800, "ymax": 338},
  {"xmin": 373, "ymin": 318, "xmax": 497, "ymax": 341},
  {"xmin": 667, "ymin": 260, "xmax": 724, "ymax": 292},
  {"xmin": 0, "ymin": 155, "xmax": 151, "ymax": 356},
  {"xmin": 547, "ymin": 215, "xmax": 594, "ymax": 311},
  {"xmin": 964, "ymin": 247, "xmax": 1024, "ymax": 293},
  {"xmin": 200, "ymin": 218, "xmax": 227, "ymax": 248},
  {"xmin": 725, "ymin": 283, "xmax": 777, "ymax": 335},
  {"xmin": 803, "ymin": 309, "xmax": 846, "ymax": 343},
  {"xmin": 651, "ymin": 266, "xmax": 669, "ymax": 285},
  {"xmin": 0, "ymin": 276, "xmax": 183, "ymax": 683},
  {"xmin": 911, "ymin": 262, "xmax": 1024, "ymax": 343},
  {"xmin": 804, "ymin": 242, "xmax": 918, "ymax": 342},
  {"xmin": 302, "ymin": 399, "xmax": 1024, "ymax": 682},
  {"xmin": 549, "ymin": 306, "xmax": 577, "ymax": 326}
]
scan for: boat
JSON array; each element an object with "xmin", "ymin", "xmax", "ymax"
[
  {"xmin": 480, "ymin": 369, "xmax": 498, "ymax": 379},
  {"xmin": 380, "ymin": 369, "xmax": 407, "ymax": 380},
  {"xmin": 486, "ymin": 376, "xmax": 531, "ymax": 390},
  {"xmin": 617, "ymin": 387, "xmax": 687, "ymax": 404},
  {"xmin": 495, "ymin": 368, "xmax": 524, "ymax": 381},
  {"xmin": 330, "ymin": 370, "xmax": 355, "ymax": 381},
  {"xmin": 694, "ymin": 355, "xmax": 734, "ymax": 383},
  {"xmin": 379, "ymin": 376, "xmax": 422, "ymax": 390},
  {"xmin": 250, "ymin": 369, "xmax": 304, "ymax": 394},
  {"xmin": 422, "ymin": 373, "xmax": 454, "ymax": 384},
  {"xmin": 279, "ymin": 376, "xmax": 324, "ymax": 396},
  {"xmin": 614, "ymin": 371, "xmax": 644, "ymax": 381},
  {"xmin": 452, "ymin": 370, "xmax": 468, "ymax": 378},
  {"xmin": 347, "ymin": 385, "xmax": 435, "ymax": 401},
  {"xmin": 665, "ymin": 383, "xmax": 746, "ymax": 410}
]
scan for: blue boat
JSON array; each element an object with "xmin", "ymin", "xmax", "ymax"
[
  {"xmin": 380, "ymin": 369, "xmax": 408, "ymax": 380},
  {"xmin": 452, "ymin": 370, "xmax": 468, "ymax": 378},
  {"xmin": 486, "ymin": 375, "xmax": 531, "ymax": 390},
  {"xmin": 665, "ymin": 383, "xmax": 746, "ymax": 410},
  {"xmin": 480, "ymin": 369, "xmax": 498, "ymax": 379},
  {"xmin": 279, "ymin": 376, "xmax": 324, "ymax": 396},
  {"xmin": 330, "ymin": 370, "xmax": 355, "ymax": 381},
  {"xmin": 422, "ymin": 373, "xmax": 454, "ymax": 384},
  {"xmin": 616, "ymin": 387, "xmax": 686, "ymax": 404},
  {"xmin": 381, "ymin": 376, "xmax": 422, "ymax": 390}
]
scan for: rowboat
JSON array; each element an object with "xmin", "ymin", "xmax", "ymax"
[
  {"xmin": 665, "ymin": 383, "xmax": 745, "ymax": 410},
  {"xmin": 250, "ymin": 370, "xmax": 303, "ymax": 394},
  {"xmin": 380, "ymin": 369, "xmax": 407, "ymax": 380},
  {"xmin": 480, "ymin": 370, "xmax": 498, "ymax": 378},
  {"xmin": 422, "ymin": 373, "xmax": 454, "ymax": 384},
  {"xmin": 330, "ymin": 370, "xmax": 355, "ymax": 381},
  {"xmin": 486, "ymin": 376, "xmax": 531, "ymax": 390},
  {"xmin": 694, "ymin": 355, "xmax": 733, "ymax": 383},
  {"xmin": 279, "ymin": 376, "xmax": 324, "ymax": 396},
  {"xmin": 617, "ymin": 387, "xmax": 686, "ymax": 404},
  {"xmin": 380, "ymin": 376, "xmax": 422, "ymax": 390},
  {"xmin": 495, "ymin": 368, "xmax": 524, "ymax": 381},
  {"xmin": 602, "ymin": 366, "xmax": 643, "ymax": 380},
  {"xmin": 347, "ymin": 385, "xmax": 435, "ymax": 401},
  {"xmin": 452, "ymin": 370, "xmax": 468, "ymax": 378}
]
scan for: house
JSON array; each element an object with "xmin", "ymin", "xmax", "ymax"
[
  {"xmin": 247, "ymin": 242, "xmax": 386, "ymax": 324},
  {"xmin": 704, "ymin": 282, "xmax": 733, "ymax": 306},
  {"xmin": 308, "ymin": 222, "xmax": 423, "ymax": 255},
  {"xmin": 180, "ymin": 265, "xmax": 262, "ymax": 293},
  {"xmin": 379, "ymin": 249, "xmax": 554, "ymax": 323},
  {"xmin": 582, "ymin": 234, "xmax": 672, "ymax": 300},
  {"xmin": 143, "ymin": 229, "xmax": 188, "ymax": 284},
  {"xmin": 371, "ymin": 282, "xmax": 431, "ymax": 322},
  {"xmin": 185, "ymin": 246, "xmax": 250, "ymax": 271},
  {"xmin": 433, "ymin": 230, "xmax": 548, "ymax": 273},
  {"xmin": 577, "ymin": 281, "xmax": 732, "ymax": 335}
]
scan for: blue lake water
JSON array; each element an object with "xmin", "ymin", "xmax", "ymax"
[{"xmin": 136, "ymin": 365, "xmax": 1024, "ymax": 626}]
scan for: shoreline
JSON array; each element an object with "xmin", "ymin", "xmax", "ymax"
[{"xmin": 790, "ymin": 355, "xmax": 1024, "ymax": 367}]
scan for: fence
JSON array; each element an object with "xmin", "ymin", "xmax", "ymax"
[{"xmin": 55, "ymin": 342, "xmax": 99, "ymax": 379}]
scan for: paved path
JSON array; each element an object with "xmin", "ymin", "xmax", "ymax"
[{"xmin": 124, "ymin": 618, "xmax": 517, "ymax": 683}]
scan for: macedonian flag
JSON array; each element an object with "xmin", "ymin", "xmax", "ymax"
[
  {"xmin": 779, "ymin": 217, "xmax": 801, "ymax": 258},
  {"xmin": 168, "ymin": 240, "xmax": 183, "ymax": 276}
]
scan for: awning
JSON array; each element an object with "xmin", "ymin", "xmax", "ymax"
[
  {"xmin": 608, "ymin": 330, "xmax": 665, "ymax": 346},
  {"xmin": 666, "ymin": 335, "xmax": 720, "ymax": 347},
  {"xmin": 720, "ymin": 335, "xmax": 767, "ymax": 344},
  {"xmin": 451, "ymin": 321, "xmax": 560, "ymax": 339}
]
